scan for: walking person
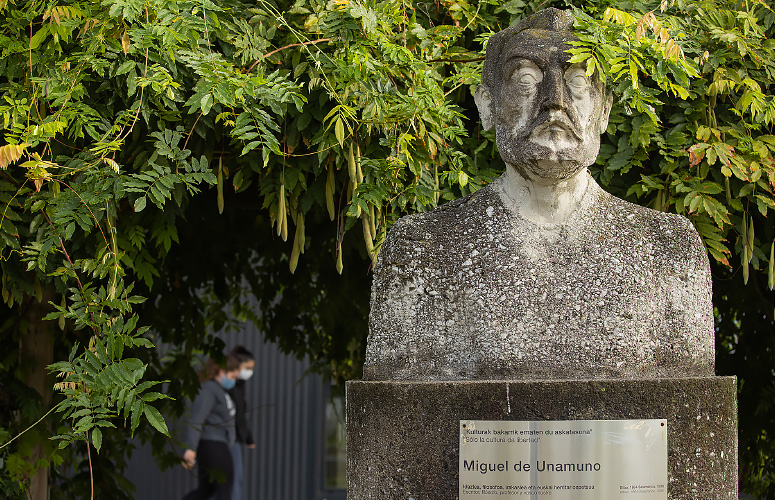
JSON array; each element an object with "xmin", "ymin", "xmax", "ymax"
[
  {"xmin": 226, "ymin": 346, "xmax": 256, "ymax": 500},
  {"xmin": 181, "ymin": 354, "xmax": 240, "ymax": 500}
]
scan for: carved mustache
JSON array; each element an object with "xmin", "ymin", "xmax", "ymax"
[{"xmin": 514, "ymin": 111, "xmax": 582, "ymax": 142}]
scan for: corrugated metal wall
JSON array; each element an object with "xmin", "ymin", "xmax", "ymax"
[{"xmin": 125, "ymin": 309, "xmax": 341, "ymax": 500}]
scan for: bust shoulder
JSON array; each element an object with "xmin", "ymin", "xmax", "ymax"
[
  {"xmin": 374, "ymin": 184, "xmax": 502, "ymax": 271},
  {"xmin": 591, "ymin": 184, "xmax": 708, "ymax": 267},
  {"xmin": 366, "ymin": 175, "xmax": 714, "ymax": 381}
]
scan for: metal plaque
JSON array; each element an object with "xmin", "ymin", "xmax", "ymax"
[{"xmin": 459, "ymin": 419, "xmax": 667, "ymax": 499}]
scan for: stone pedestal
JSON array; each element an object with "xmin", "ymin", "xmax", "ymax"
[{"xmin": 346, "ymin": 377, "xmax": 737, "ymax": 500}]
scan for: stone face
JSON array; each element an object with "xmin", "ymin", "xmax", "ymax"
[
  {"xmin": 365, "ymin": 175, "xmax": 714, "ymax": 380},
  {"xmin": 346, "ymin": 378, "xmax": 738, "ymax": 500},
  {"xmin": 479, "ymin": 9, "xmax": 611, "ymax": 179}
]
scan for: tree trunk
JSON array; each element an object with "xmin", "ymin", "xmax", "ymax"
[{"xmin": 21, "ymin": 289, "xmax": 54, "ymax": 500}]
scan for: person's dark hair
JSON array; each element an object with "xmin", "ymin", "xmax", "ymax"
[
  {"xmin": 482, "ymin": 8, "xmax": 575, "ymax": 93},
  {"xmin": 229, "ymin": 345, "xmax": 255, "ymax": 364},
  {"xmin": 199, "ymin": 354, "xmax": 240, "ymax": 382}
]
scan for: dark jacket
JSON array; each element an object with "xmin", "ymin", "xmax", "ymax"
[
  {"xmin": 228, "ymin": 379, "xmax": 254, "ymax": 445},
  {"xmin": 184, "ymin": 380, "xmax": 236, "ymax": 450}
]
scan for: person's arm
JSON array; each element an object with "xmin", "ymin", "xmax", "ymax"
[
  {"xmin": 244, "ymin": 422, "xmax": 255, "ymax": 448},
  {"xmin": 182, "ymin": 382, "xmax": 216, "ymax": 465},
  {"xmin": 231, "ymin": 383, "xmax": 255, "ymax": 446}
]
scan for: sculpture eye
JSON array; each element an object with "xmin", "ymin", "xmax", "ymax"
[
  {"xmin": 568, "ymin": 75, "xmax": 587, "ymax": 88},
  {"xmin": 519, "ymin": 73, "xmax": 538, "ymax": 85},
  {"xmin": 565, "ymin": 70, "xmax": 589, "ymax": 94},
  {"xmin": 512, "ymin": 63, "xmax": 542, "ymax": 94}
]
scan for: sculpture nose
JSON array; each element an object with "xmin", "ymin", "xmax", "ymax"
[{"xmin": 543, "ymin": 67, "xmax": 564, "ymax": 110}]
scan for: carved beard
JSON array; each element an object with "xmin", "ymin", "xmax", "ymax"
[{"xmin": 494, "ymin": 99, "xmax": 602, "ymax": 182}]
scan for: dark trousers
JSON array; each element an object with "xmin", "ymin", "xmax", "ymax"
[{"xmin": 182, "ymin": 440, "xmax": 234, "ymax": 500}]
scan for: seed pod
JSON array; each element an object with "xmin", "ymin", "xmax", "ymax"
[
  {"xmin": 1, "ymin": 285, "xmax": 8, "ymax": 307},
  {"xmin": 277, "ymin": 184, "xmax": 286, "ymax": 238},
  {"xmin": 336, "ymin": 243, "xmax": 343, "ymax": 275},
  {"xmin": 362, "ymin": 214, "xmax": 376, "ymax": 265},
  {"xmin": 289, "ymin": 219, "xmax": 301, "ymax": 274},
  {"xmin": 347, "ymin": 142, "xmax": 357, "ymax": 186},
  {"xmin": 434, "ymin": 165, "xmax": 440, "ymax": 204},
  {"xmin": 369, "ymin": 204, "xmax": 376, "ymax": 240},
  {"xmin": 326, "ymin": 164, "xmax": 335, "ymax": 221},
  {"xmin": 741, "ymin": 212, "xmax": 749, "ymax": 283},
  {"xmin": 769, "ymin": 240, "xmax": 774, "ymax": 291},
  {"xmin": 298, "ymin": 211, "xmax": 306, "ymax": 253},
  {"xmin": 362, "ymin": 212, "xmax": 374, "ymax": 247},
  {"xmin": 217, "ymin": 156, "xmax": 224, "ymax": 214},
  {"xmin": 356, "ymin": 143, "xmax": 363, "ymax": 183},
  {"xmin": 281, "ymin": 210, "xmax": 288, "ymax": 241},
  {"xmin": 725, "ymin": 177, "xmax": 731, "ymax": 204},
  {"xmin": 59, "ymin": 295, "xmax": 66, "ymax": 331},
  {"xmin": 748, "ymin": 216, "xmax": 754, "ymax": 259},
  {"xmin": 289, "ymin": 243, "xmax": 300, "ymax": 273},
  {"xmin": 347, "ymin": 178, "xmax": 361, "ymax": 218}
]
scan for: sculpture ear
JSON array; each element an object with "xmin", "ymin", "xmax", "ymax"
[
  {"xmin": 475, "ymin": 85, "xmax": 495, "ymax": 131},
  {"xmin": 597, "ymin": 91, "xmax": 613, "ymax": 134}
]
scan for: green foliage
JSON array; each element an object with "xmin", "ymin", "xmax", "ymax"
[
  {"xmin": 572, "ymin": 1, "xmax": 775, "ymax": 281},
  {"xmin": 46, "ymin": 328, "xmax": 171, "ymax": 451},
  {"xmin": 0, "ymin": 0, "xmax": 773, "ymax": 496},
  {"xmin": 576, "ymin": 2, "xmax": 775, "ymax": 493}
]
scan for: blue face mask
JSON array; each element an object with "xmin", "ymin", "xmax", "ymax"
[{"xmin": 219, "ymin": 374, "xmax": 236, "ymax": 390}]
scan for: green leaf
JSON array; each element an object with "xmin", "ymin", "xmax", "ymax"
[
  {"xmin": 586, "ymin": 56, "xmax": 596, "ymax": 77},
  {"xmin": 134, "ymin": 197, "xmax": 147, "ymax": 212},
  {"xmin": 201, "ymin": 94, "xmax": 214, "ymax": 116},
  {"xmin": 143, "ymin": 405, "xmax": 170, "ymax": 436},
  {"xmin": 755, "ymin": 194, "xmax": 775, "ymax": 209},
  {"xmin": 29, "ymin": 26, "xmax": 50, "ymax": 50},
  {"xmin": 739, "ymin": 184, "xmax": 755, "ymax": 198},
  {"xmin": 756, "ymin": 197, "xmax": 770, "ymax": 216},
  {"xmin": 116, "ymin": 61, "xmax": 135, "ymax": 76},
  {"xmin": 91, "ymin": 428, "xmax": 102, "ymax": 453},
  {"xmin": 334, "ymin": 118, "xmax": 345, "ymax": 147},
  {"xmin": 132, "ymin": 337, "xmax": 154, "ymax": 348},
  {"xmin": 140, "ymin": 391, "xmax": 167, "ymax": 402},
  {"xmin": 130, "ymin": 399, "xmax": 142, "ymax": 433},
  {"xmin": 629, "ymin": 59, "xmax": 638, "ymax": 89}
]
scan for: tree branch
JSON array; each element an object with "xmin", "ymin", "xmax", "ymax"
[
  {"xmin": 246, "ymin": 38, "xmax": 332, "ymax": 73},
  {"xmin": 41, "ymin": 209, "xmax": 99, "ymax": 334},
  {"xmin": 427, "ymin": 56, "xmax": 485, "ymax": 63}
]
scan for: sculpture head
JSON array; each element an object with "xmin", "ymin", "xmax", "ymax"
[{"xmin": 475, "ymin": 9, "xmax": 613, "ymax": 183}]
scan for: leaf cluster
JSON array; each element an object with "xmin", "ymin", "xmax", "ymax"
[{"xmin": 572, "ymin": 0, "xmax": 774, "ymax": 287}]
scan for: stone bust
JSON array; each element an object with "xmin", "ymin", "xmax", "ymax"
[{"xmin": 364, "ymin": 8, "xmax": 714, "ymax": 381}]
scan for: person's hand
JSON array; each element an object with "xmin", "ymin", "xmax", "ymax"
[
  {"xmin": 182, "ymin": 449, "xmax": 197, "ymax": 469},
  {"xmin": 247, "ymin": 443, "xmax": 256, "ymax": 449}
]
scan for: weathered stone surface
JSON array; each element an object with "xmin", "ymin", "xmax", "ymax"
[
  {"xmin": 363, "ymin": 7, "xmax": 714, "ymax": 381},
  {"xmin": 346, "ymin": 378, "xmax": 738, "ymax": 500},
  {"xmin": 365, "ymin": 174, "xmax": 714, "ymax": 380}
]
